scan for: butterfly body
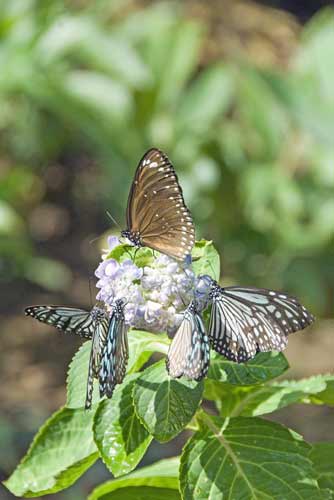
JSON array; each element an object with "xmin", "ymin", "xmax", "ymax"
[
  {"xmin": 203, "ymin": 276, "xmax": 315, "ymax": 363},
  {"xmin": 167, "ymin": 300, "xmax": 210, "ymax": 381},
  {"xmin": 99, "ymin": 299, "xmax": 129, "ymax": 399},
  {"xmin": 122, "ymin": 148, "xmax": 195, "ymax": 261},
  {"xmin": 121, "ymin": 229, "xmax": 141, "ymax": 247},
  {"xmin": 85, "ymin": 306, "xmax": 110, "ymax": 409}
]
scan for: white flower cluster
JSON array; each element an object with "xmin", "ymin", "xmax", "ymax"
[{"xmin": 95, "ymin": 236, "xmax": 209, "ymax": 334}]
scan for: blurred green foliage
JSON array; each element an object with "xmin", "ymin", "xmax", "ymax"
[{"xmin": 0, "ymin": 0, "xmax": 333, "ymax": 315}]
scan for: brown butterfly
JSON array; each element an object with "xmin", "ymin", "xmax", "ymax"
[{"xmin": 121, "ymin": 148, "xmax": 195, "ymax": 261}]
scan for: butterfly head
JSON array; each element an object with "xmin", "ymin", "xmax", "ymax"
[
  {"xmin": 91, "ymin": 305, "xmax": 107, "ymax": 321},
  {"xmin": 187, "ymin": 299, "xmax": 201, "ymax": 315},
  {"xmin": 194, "ymin": 274, "xmax": 218, "ymax": 301},
  {"xmin": 113, "ymin": 298, "xmax": 127, "ymax": 317},
  {"xmin": 196, "ymin": 275, "xmax": 221, "ymax": 299},
  {"xmin": 209, "ymin": 282, "xmax": 221, "ymax": 299},
  {"xmin": 121, "ymin": 229, "xmax": 142, "ymax": 247}
]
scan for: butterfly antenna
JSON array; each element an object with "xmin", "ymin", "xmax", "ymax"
[
  {"xmin": 178, "ymin": 291, "xmax": 188, "ymax": 308},
  {"xmin": 106, "ymin": 210, "xmax": 121, "ymax": 230},
  {"xmin": 89, "ymin": 235, "xmax": 101, "ymax": 245}
]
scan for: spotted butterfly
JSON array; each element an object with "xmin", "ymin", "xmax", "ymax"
[
  {"xmin": 202, "ymin": 275, "xmax": 315, "ymax": 363},
  {"xmin": 99, "ymin": 299, "xmax": 129, "ymax": 399},
  {"xmin": 121, "ymin": 148, "xmax": 195, "ymax": 261},
  {"xmin": 167, "ymin": 300, "xmax": 210, "ymax": 381}
]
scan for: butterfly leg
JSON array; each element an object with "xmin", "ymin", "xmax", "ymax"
[{"xmin": 133, "ymin": 247, "xmax": 140, "ymax": 261}]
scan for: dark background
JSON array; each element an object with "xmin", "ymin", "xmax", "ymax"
[{"xmin": 1, "ymin": 1, "xmax": 333, "ymax": 498}]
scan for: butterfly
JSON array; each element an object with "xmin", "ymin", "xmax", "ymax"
[
  {"xmin": 121, "ymin": 148, "xmax": 195, "ymax": 261},
  {"xmin": 99, "ymin": 299, "xmax": 129, "ymax": 399},
  {"xmin": 24, "ymin": 304, "xmax": 102, "ymax": 339},
  {"xmin": 25, "ymin": 303, "xmax": 110, "ymax": 409},
  {"xmin": 167, "ymin": 300, "xmax": 210, "ymax": 381},
  {"xmin": 202, "ymin": 275, "xmax": 315, "ymax": 363}
]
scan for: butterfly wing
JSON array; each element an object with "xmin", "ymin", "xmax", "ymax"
[
  {"xmin": 126, "ymin": 148, "xmax": 195, "ymax": 260},
  {"xmin": 114, "ymin": 321, "xmax": 129, "ymax": 384},
  {"xmin": 99, "ymin": 311, "xmax": 129, "ymax": 399},
  {"xmin": 209, "ymin": 286, "xmax": 314, "ymax": 363},
  {"xmin": 167, "ymin": 306, "xmax": 210, "ymax": 381},
  {"xmin": 167, "ymin": 312, "xmax": 193, "ymax": 379},
  {"xmin": 85, "ymin": 310, "xmax": 110, "ymax": 409},
  {"xmin": 25, "ymin": 305, "xmax": 94, "ymax": 339}
]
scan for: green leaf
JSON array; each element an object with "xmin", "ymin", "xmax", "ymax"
[
  {"xmin": 310, "ymin": 443, "xmax": 334, "ymax": 491},
  {"xmin": 66, "ymin": 341, "xmax": 99, "ymax": 409},
  {"xmin": 235, "ymin": 376, "xmax": 333, "ymax": 417},
  {"xmin": 205, "ymin": 375, "xmax": 333, "ymax": 417},
  {"xmin": 192, "ymin": 239, "xmax": 220, "ymax": 281},
  {"xmin": 208, "ymin": 351, "xmax": 289, "ymax": 385},
  {"xmin": 93, "ymin": 374, "xmax": 152, "ymax": 477},
  {"xmin": 89, "ymin": 485, "xmax": 180, "ymax": 500},
  {"xmin": 203, "ymin": 379, "xmax": 244, "ymax": 416},
  {"xmin": 88, "ymin": 457, "xmax": 180, "ymax": 500},
  {"xmin": 156, "ymin": 20, "xmax": 203, "ymax": 108},
  {"xmin": 133, "ymin": 247, "xmax": 156, "ymax": 268},
  {"xmin": 180, "ymin": 412, "xmax": 328, "ymax": 500},
  {"xmin": 0, "ymin": 200, "xmax": 24, "ymax": 234},
  {"xmin": 238, "ymin": 69, "xmax": 289, "ymax": 159},
  {"xmin": 127, "ymin": 330, "xmax": 169, "ymax": 374},
  {"xmin": 82, "ymin": 33, "xmax": 152, "ymax": 90},
  {"xmin": 107, "ymin": 244, "xmax": 155, "ymax": 268},
  {"xmin": 4, "ymin": 407, "xmax": 98, "ymax": 497},
  {"xmin": 64, "ymin": 70, "xmax": 133, "ymax": 125},
  {"xmin": 133, "ymin": 360, "xmax": 203, "ymax": 442},
  {"xmin": 106, "ymin": 243, "xmax": 135, "ymax": 262},
  {"xmin": 309, "ymin": 375, "xmax": 334, "ymax": 406},
  {"xmin": 176, "ymin": 63, "xmax": 233, "ymax": 136}
]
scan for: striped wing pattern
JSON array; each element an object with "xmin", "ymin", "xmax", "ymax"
[
  {"xmin": 123, "ymin": 148, "xmax": 195, "ymax": 261},
  {"xmin": 208, "ymin": 281, "xmax": 315, "ymax": 363},
  {"xmin": 99, "ymin": 300, "xmax": 129, "ymax": 399},
  {"xmin": 85, "ymin": 307, "xmax": 110, "ymax": 409},
  {"xmin": 24, "ymin": 305, "xmax": 95, "ymax": 339},
  {"xmin": 167, "ymin": 301, "xmax": 210, "ymax": 381}
]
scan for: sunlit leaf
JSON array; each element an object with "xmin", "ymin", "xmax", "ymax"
[
  {"xmin": 208, "ymin": 351, "xmax": 289, "ymax": 385},
  {"xmin": 192, "ymin": 239, "xmax": 220, "ymax": 281},
  {"xmin": 309, "ymin": 375, "xmax": 334, "ymax": 406},
  {"xmin": 133, "ymin": 360, "xmax": 203, "ymax": 442},
  {"xmin": 205, "ymin": 375, "xmax": 333, "ymax": 417},
  {"xmin": 156, "ymin": 20, "xmax": 203, "ymax": 108},
  {"xmin": 127, "ymin": 330, "xmax": 169, "ymax": 374},
  {"xmin": 88, "ymin": 457, "xmax": 180, "ymax": 500},
  {"xmin": 93, "ymin": 374, "xmax": 152, "ymax": 477},
  {"xmin": 310, "ymin": 442, "xmax": 334, "ymax": 491},
  {"xmin": 66, "ymin": 341, "xmax": 98, "ymax": 409},
  {"xmin": 176, "ymin": 63, "xmax": 233, "ymax": 136},
  {"xmin": 4, "ymin": 407, "xmax": 98, "ymax": 497},
  {"xmin": 64, "ymin": 70, "xmax": 133, "ymax": 125},
  {"xmin": 180, "ymin": 413, "xmax": 328, "ymax": 499}
]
